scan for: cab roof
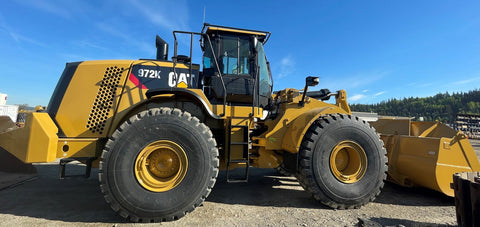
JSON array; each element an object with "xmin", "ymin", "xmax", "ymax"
[{"xmin": 203, "ymin": 23, "xmax": 271, "ymax": 44}]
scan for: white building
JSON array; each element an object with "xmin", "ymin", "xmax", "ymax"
[{"xmin": 0, "ymin": 93, "xmax": 7, "ymax": 105}]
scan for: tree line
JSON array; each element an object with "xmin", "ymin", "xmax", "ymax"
[{"xmin": 350, "ymin": 89, "xmax": 480, "ymax": 122}]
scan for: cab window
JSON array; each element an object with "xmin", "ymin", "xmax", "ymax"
[
  {"xmin": 203, "ymin": 35, "xmax": 251, "ymax": 75},
  {"xmin": 256, "ymin": 42, "xmax": 272, "ymax": 97}
]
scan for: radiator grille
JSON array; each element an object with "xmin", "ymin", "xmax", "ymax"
[{"xmin": 86, "ymin": 66, "xmax": 124, "ymax": 134}]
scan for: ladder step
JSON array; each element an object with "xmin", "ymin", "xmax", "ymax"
[
  {"xmin": 227, "ymin": 178, "xmax": 248, "ymax": 183},
  {"xmin": 229, "ymin": 160, "xmax": 248, "ymax": 163},
  {"xmin": 226, "ymin": 166, "xmax": 249, "ymax": 183},
  {"xmin": 231, "ymin": 125, "xmax": 248, "ymax": 128},
  {"xmin": 227, "ymin": 118, "xmax": 250, "ymax": 183}
]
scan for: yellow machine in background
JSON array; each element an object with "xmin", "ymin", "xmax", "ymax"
[{"xmin": 371, "ymin": 118, "xmax": 480, "ymax": 196}]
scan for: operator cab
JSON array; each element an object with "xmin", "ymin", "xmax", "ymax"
[{"xmin": 201, "ymin": 24, "xmax": 273, "ymax": 109}]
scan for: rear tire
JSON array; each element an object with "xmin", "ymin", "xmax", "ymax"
[
  {"xmin": 297, "ymin": 114, "xmax": 387, "ymax": 209},
  {"xmin": 99, "ymin": 108, "xmax": 219, "ymax": 222}
]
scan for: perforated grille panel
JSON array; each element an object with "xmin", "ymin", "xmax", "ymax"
[{"xmin": 86, "ymin": 66, "xmax": 124, "ymax": 134}]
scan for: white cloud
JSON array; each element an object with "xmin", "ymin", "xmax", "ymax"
[
  {"xmin": 418, "ymin": 83, "xmax": 434, "ymax": 88},
  {"xmin": 126, "ymin": 0, "xmax": 190, "ymax": 31},
  {"xmin": 374, "ymin": 91, "xmax": 386, "ymax": 97},
  {"xmin": 362, "ymin": 90, "xmax": 369, "ymax": 93},
  {"xmin": 278, "ymin": 55, "xmax": 295, "ymax": 78},
  {"xmin": 74, "ymin": 40, "xmax": 107, "ymax": 50},
  {"xmin": 13, "ymin": 0, "xmax": 89, "ymax": 19},
  {"xmin": 21, "ymin": 0, "xmax": 70, "ymax": 18},
  {"xmin": 96, "ymin": 22, "xmax": 152, "ymax": 55},
  {"xmin": 349, "ymin": 94, "xmax": 365, "ymax": 102},
  {"xmin": 349, "ymin": 71, "xmax": 389, "ymax": 88},
  {"xmin": 454, "ymin": 77, "xmax": 480, "ymax": 85},
  {"xmin": 8, "ymin": 31, "xmax": 46, "ymax": 47},
  {"xmin": 322, "ymin": 70, "xmax": 390, "ymax": 91},
  {"xmin": 0, "ymin": 14, "xmax": 46, "ymax": 47},
  {"xmin": 59, "ymin": 53, "xmax": 91, "ymax": 61}
]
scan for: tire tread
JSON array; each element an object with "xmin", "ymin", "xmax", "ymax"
[
  {"xmin": 99, "ymin": 107, "xmax": 219, "ymax": 222},
  {"xmin": 296, "ymin": 113, "xmax": 387, "ymax": 209}
]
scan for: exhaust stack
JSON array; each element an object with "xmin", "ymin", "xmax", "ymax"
[{"xmin": 155, "ymin": 35, "xmax": 169, "ymax": 61}]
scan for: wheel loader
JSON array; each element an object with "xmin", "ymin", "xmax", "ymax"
[{"xmin": 0, "ymin": 23, "xmax": 478, "ymax": 222}]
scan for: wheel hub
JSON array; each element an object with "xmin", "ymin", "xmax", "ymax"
[
  {"xmin": 329, "ymin": 140, "xmax": 367, "ymax": 183},
  {"xmin": 135, "ymin": 140, "xmax": 188, "ymax": 192}
]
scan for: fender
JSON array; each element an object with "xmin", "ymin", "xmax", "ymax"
[
  {"xmin": 265, "ymin": 104, "xmax": 350, "ymax": 153},
  {"xmin": 283, "ymin": 107, "xmax": 353, "ymax": 153},
  {"xmin": 146, "ymin": 88, "xmax": 223, "ymax": 120},
  {"xmin": 263, "ymin": 90, "xmax": 351, "ymax": 153}
]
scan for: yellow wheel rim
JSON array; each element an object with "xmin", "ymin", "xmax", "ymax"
[
  {"xmin": 329, "ymin": 141, "xmax": 367, "ymax": 184},
  {"xmin": 135, "ymin": 140, "xmax": 188, "ymax": 192}
]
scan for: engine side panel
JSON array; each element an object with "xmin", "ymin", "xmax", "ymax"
[
  {"xmin": 51, "ymin": 60, "xmax": 134, "ymax": 138},
  {"xmin": 48, "ymin": 59, "xmax": 201, "ymax": 139}
]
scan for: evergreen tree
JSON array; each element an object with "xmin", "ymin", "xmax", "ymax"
[{"xmin": 350, "ymin": 89, "xmax": 480, "ymax": 122}]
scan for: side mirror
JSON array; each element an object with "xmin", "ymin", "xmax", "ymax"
[
  {"xmin": 306, "ymin": 76, "xmax": 319, "ymax": 87},
  {"xmin": 299, "ymin": 76, "xmax": 320, "ymax": 106}
]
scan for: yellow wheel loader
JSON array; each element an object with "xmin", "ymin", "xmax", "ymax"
[{"xmin": 0, "ymin": 23, "xmax": 478, "ymax": 222}]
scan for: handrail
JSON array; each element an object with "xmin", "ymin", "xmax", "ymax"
[
  {"xmin": 204, "ymin": 35, "xmax": 226, "ymax": 117},
  {"xmin": 172, "ymin": 30, "xmax": 227, "ymax": 117}
]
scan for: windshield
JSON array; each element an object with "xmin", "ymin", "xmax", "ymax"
[{"xmin": 256, "ymin": 42, "xmax": 273, "ymax": 97}]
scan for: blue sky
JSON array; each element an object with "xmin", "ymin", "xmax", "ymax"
[{"xmin": 1, "ymin": 0, "xmax": 479, "ymax": 106}]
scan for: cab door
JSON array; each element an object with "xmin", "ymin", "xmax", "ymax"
[{"xmin": 202, "ymin": 34, "xmax": 255, "ymax": 105}]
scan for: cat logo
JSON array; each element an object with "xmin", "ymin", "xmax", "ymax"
[{"xmin": 168, "ymin": 72, "xmax": 195, "ymax": 88}]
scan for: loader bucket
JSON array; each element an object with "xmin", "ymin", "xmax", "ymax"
[
  {"xmin": 370, "ymin": 118, "xmax": 480, "ymax": 196},
  {"xmin": 0, "ymin": 116, "xmax": 16, "ymax": 133},
  {"xmin": 0, "ymin": 116, "xmax": 37, "ymax": 190}
]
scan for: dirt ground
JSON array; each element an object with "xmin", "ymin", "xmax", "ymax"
[{"xmin": 0, "ymin": 140, "xmax": 479, "ymax": 227}]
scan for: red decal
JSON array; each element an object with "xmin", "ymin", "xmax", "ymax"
[{"xmin": 129, "ymin": 73, "xmax": 147, "ymax": 89}]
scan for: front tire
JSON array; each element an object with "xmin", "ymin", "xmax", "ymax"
[
  {"xmin": 297, "ymin": 114, "xmax": 387, "ymax": 209},
  {"xmin": 99, "ymin": 108, "xmax": 219, "ymax": 222},
  {"xmin": 276, "ymin": 163, "xmax": 293, "ymax": 176}
]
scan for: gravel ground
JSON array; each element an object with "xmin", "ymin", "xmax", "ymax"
[{"xmin": 0, "ymin": 140, "xmax": 479, "ymax": 227}]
